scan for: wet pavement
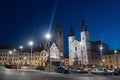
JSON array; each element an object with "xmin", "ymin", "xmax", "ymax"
[{"xmin": 0, "ymin": 66, "xmax": 120, "ymax": 80}]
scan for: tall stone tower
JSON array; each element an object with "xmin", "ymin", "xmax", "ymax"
[
  {"xmin": 54, "ymin": 19, "xmax": 64, "ymax": 57},
  {"xmin": 80, "ymin": 19, "xmax": 91, "ymax": 65},
  {"xmin": 68, "ymin": 26, "xmax": 75, "ymax": 65}
]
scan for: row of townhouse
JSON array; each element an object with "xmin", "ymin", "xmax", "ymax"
[
  {"xmin": 103, "ymin": 50, "xmax": 120, "ymax": 68},
  {"xmin": 0, "ymin": 49, "xmax": 48, "ymax": 67},
  {"xmin": 0, "ymin": 47, "xmax": 69, "ymax": 67}
]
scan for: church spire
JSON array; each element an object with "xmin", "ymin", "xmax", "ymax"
[
  {"xmin": 81, "ymin": 19, "xmax": 87, "ymax": 31},
  {"xmin": 69, "ymin": 26, "xmax": 74, "ymax": 36},
  {"xmin": 56, "ymin": 18, "xmax": 60, "ymax": 28}
]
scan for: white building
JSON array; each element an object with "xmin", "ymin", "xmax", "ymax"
[
  {"xmin": 69, "ymin": 20, "xmax": 92, "ymax": 66},
  {"xmin": 50, "ymin": 42, "xmax": 61, "ymax": 59}
]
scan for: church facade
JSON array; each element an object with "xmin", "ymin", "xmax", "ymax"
[
  {"xmin": 69, "ymin": 20, "xmax": 92, "ymax": 67},
  {"xmin": 68, "ymin": 20, "xmax": 109, "ymax": 67},
  {"xmin": 48, "ymin": 20, "xmax": 64, "ymax": 66}
]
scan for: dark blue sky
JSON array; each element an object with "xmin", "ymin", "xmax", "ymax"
[{"xmin": 0, "ymin": 0, "xmax": 120, "ymax": 53}]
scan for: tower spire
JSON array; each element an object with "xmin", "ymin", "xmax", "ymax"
[
  {"xmin": 69, "ymin": 26, "xmax": 74, "ymax": 36},
  {"xmin": 56, "ymin": 18, "xmax": 60, "ymax": 27},
  {"xmin": 81, "ymin": 19, "xmax": 87, "ymax": 31}
]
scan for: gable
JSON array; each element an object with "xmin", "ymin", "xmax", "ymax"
[{"xmin": 50, "ymin": 42, "xmax": 59, "ymax": 52}]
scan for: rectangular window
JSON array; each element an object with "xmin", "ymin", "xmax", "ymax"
[
  {"xmin": 75, "ymin": 47, "xmax": 77, "ymax": 51},
  {"xmin": 105, "ymin": 56, "xmax": 107, "ymax": 59},
  {"xmin": 109, "ymin": 60, "xmax": 112, "ymax": 63},
  {"xmin": 109, "ymin": 56, "xmax": 111, "ymax": 58}
]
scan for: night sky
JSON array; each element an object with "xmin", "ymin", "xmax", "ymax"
[{"xmin": 0, "ymin": 0, "xmax": 120, "ymax": 53}]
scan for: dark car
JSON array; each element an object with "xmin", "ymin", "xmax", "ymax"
[
  {"xmin": 36, "ymin": 66, "xmax": 45, "ymax": 71},
  {"xmin": 113, "ymin": 69, "xmax": 120, "ymax": 75},
  {"xmin": 5, "ymin": 64, "xmax": 21, "ymax": 69},
  {"xmin": 5, "ymin": 64, "xmax": 11, "ymax": 68},
  {"xmin": 55, "ymin": 66, "xmax": 69, "ymax": 74}
]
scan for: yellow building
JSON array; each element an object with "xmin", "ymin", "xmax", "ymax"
[
  {"xmin": 103, "ymin": 53, "xmax": 120, "ymax": 68},
  {"xmin": 34, "ymin": 50, "xmax": 48, "ymax": 67},
  {"xmin": 19, "ymin": 52, "xmax": 30, "ymax": 66},
  {"xmin": 64, "ymin": 58, "xmax": 69, "ymax": 67},
  {"xmin": 0, "ymin": 49, "xmax": 19, "ymax": 65}
]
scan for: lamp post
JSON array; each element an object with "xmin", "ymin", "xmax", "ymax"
[
  {"xmin": 28, "ymin": 41, "xmax": 34, "ymax": 67},
  {"xmin": 114, "ymin": 50, "xmax": 117, "ymax": 68},
  {"xmin": 20, "ymin": 46, "xmax": 23, "ymax": 66},
  {"xmin": 9, "ymin": 51, "xmax": 12, "ymax": 64},
  {"xmin": 13, "ymin": 49, "xmax": 16, "ymax": 65},
  {"xmin": 46, "ymin": 33, "xmax": 51, "ymax": 72},
  {"xmin": 100, "ymin": 46, "xmax": 103, "ymax": 67}
]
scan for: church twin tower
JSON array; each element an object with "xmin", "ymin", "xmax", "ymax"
[
  {"xmin": 68, "ymin": 19, "xmax": 91, "ymax": 66},
  {"xmin": 54, "ymin": 19, "xmax": 91, "ymax": 66}
]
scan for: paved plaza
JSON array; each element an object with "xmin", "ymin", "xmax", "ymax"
[{"xmin": 0, "ymin": 66, "xmax": 120, "ymax": 80}]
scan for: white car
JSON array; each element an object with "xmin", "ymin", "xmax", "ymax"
[
  {"xmin": 107, "ymin": 69, "xmax": 114, "ymax": 74},
  {"xmin": 91, "ymin": 68, "xmax": 108, "ymax": 75}
]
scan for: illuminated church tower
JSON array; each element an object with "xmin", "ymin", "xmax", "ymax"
[
  {"xmin": 80, "ymin": 19, "xmax": 91, "ymax": 66},
  {"xmin": 69, "ymin": 19, "xmax": 92, "ymax": 66},
  {"xmin": 54, "ymin": 19, "xmax": 64, "ymax": 57}
]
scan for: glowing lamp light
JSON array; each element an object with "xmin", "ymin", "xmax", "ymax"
[
  {"xmin": 46, "ymin": 33, "xmax": 51, "ymax": 39},
  {"xmin": 29, "ymin": 41, "xmax": 34, "ymax": 46},
  {"xmin": 24, "ymin": 57, "xmax": 26, "ymax": 60},
  {"xmin": 9, "ymin": 51, "xmax": 12, "ymax": 54},
  {"xmin": 114, "ymin": 50, "xmax": 117, "ymax": 53},
  {"xmin": 100, "ymin": 46, "xmax": 103, "ymax": 50},
  {"xmin": 13, "ymin": 49, "xmax": 16, "ymax": 51},
  {"xmin": 20, "ymin": 46, "xmax": 23, "ymax": 49},
  {"xmin": 102, "ymin": 59, "xmax": 105, "ymax": 62}
]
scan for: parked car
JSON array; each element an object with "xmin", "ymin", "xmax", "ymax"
[
  {"xmin": 36, "ymin": 66, "xmax": 45, "ymax": 71},
  {"xmin": 113, "ymin": 69, "xmax": 120, "ymax": 75},
  {"xmin": 74, "ymin": 68, "xmax": 88, "ymax": 73},
  {"xmin": 55, "ymin": 66, "xmax": 69, "ymax": 74},
  {"xmin": 65, "ymin": 67, "xmax": 75, "ymax": 73},
  {"xmin": 107, "ymin": 68, "xmax": 114, "ymax": 75},
  {"xmin": 5, "ymin": 64, "xmax": 21, "ymax": 69},
  {"xmin": 91, "ymin": 68, "xmax": 108, "ymax": 75}
]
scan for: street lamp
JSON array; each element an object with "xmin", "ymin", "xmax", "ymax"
[
  {"xmin": 9, "ymin": 51, "xmax": 12, "ymax": 55},
  {"xmin": 9, "ymin": 51, "xmax": 12, "ymax": 64},
  {"xmin": 114, "ymin": 50, "xmax": 117, "ymax": 68},
  {"xmin": 20, "ymin": 46, "xmax": 23, "ymax": 66},
  {"xmin": 28, "ymin": 41, "xmax": 34, "ymax": 67},
  {"xmin": 99, "ymin": 46, "xmax": 103, "ymax": 67},
  {"xmin": 46, "ymin": 33, "xmax": 51, "ymax": 72},
  {"xmin": 13, "ymin": 49, "xmax": 16, "ymax": 52},
  {"xmin": 100, "ymin": 46, "xmax": 103, "ymax": 60}
]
